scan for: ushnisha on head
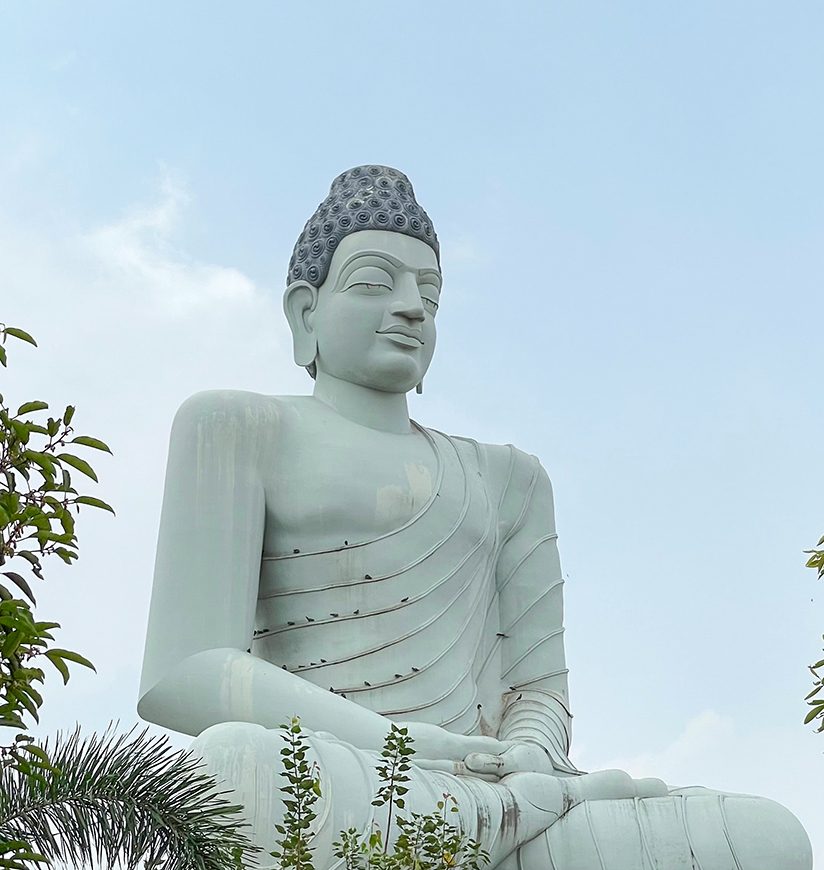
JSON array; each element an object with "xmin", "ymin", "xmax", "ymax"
[{"xmin": 283, "ymin": 166, "xmax": 442, "ymax": 395}]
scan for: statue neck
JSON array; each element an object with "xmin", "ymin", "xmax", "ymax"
[{"xmin": 312, "ymin": 371, "xmax": 413, "ymax": 434}]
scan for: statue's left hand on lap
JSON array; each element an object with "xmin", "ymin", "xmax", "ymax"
[
  {"xmin": 464, "ymin": 742, "xmax": 555, "ymax": 778},
  {"xmin": 393, "ymin": 721, "xmax": 514, "ymax": 781}
]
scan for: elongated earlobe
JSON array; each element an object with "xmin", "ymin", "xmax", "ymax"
[
  {"xmin": 283, "ymin": 281, "xmax": 319, "ymax": 370},
  {"xmin": 416, "ymin": 381, "xmax": 423, "ymax": 395}
]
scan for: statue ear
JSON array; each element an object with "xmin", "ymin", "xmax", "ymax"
[{"xmin": 283, "ymin": 280, "xmax": 319, "ymax": 368}]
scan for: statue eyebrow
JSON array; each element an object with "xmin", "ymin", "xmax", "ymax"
[
  {"xmin": 336, "ymin": 256, "xmax": 394, "ymax": 294},
  {"xmin": 338, "ymin": 250, "xmax": 441, "ymax": 282},
  {"xmin": 338, "ymin": 250, "xmax": 402, "ymax": 272}
]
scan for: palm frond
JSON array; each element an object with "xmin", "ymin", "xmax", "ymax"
[{"xmin": 0, "ymin": 725, "xmax": 258, "ymax": 870}]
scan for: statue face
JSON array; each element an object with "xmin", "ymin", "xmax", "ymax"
[{"xmin": 308, "ymin": 230, "xmax": 441, "ymax": 393}]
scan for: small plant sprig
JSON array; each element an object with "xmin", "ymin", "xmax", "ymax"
[
  {"xmin": 805, "ymin": 534, "xmax": 824, "ymax": 581},
  {"xmin": 330, "ymin": 724, "xmax": 489, "ymax": 870},
  {"xmin": 804, "ymin": 535, "xmax": 824, "ymax": 730},
  {"xmin": 804, "ymin": 647, "xmax": 824, "ymax": 731},
  {"xmin": 373, "ymin": 724, "xmax": 413, "ymax": 849},
  {"xmin": 393, "ymin": 794, "xmax": 489, "ymax": 870},
  {"xmin": 271, "ymin": 716, "xmax": 322, "ymax": 870}
]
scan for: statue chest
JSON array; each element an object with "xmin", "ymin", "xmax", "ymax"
[
  {"xmin": 253, "ymin": 428, "xmax": 500, "ymax": 723},
  {"xmin": 262, "ymin": 428, "xmax": 445, "ymax": 556}
]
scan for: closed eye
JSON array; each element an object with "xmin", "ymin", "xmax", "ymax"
[
  {"xmin": 346, "ymin": 281, "xmax": 393, "ymax": 295},
  {"xmin": 343, "ymin": 265, "xmax": 395, "ymax": 294},
  {"xmin": 418, "ymin": 281, "xmax": 440, "ymax": 315}
]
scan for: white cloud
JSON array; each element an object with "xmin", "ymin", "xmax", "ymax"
[
  {"xmin": 85, "ymin": 171, "xmax": 259, "ymax": 317},
  {"xmin": 593, "ymin": 709, "xmax": 736, "ymax": 786},
  {"xmin": 0, "ymin": 167, "xmax": 305, "ymax": 748}
]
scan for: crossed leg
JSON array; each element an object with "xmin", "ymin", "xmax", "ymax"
[
  {"xmin": 521, "ymin": 786, "xmax": 812, "ymax": 869},
  {"xmin": 191, "ymin": 722, "xmax": 812, "ymax": 870}
]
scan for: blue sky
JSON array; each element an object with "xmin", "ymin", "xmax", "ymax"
[{"xmin": 2, "ymin": 0, "xmax": 823, "ymax": 860}]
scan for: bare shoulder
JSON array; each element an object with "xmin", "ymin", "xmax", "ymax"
[
  {"xmin": 168, "ymin": 391, "xmax": 302, "ymax": 464},
  {"xmin": 172, "ymin": 389, "xmax": 291, "ymax": 431}
]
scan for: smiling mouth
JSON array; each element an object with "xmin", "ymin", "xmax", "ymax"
[{"xmin": 376, "ymin": 326, "xmax": 424, "ymax": 346}]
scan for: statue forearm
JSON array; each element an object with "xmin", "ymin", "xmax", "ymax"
[{"xmin": 137, "ymin": 646, "xmax": 394, "ymax": 750}]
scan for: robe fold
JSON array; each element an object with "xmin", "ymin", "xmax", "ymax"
[{"xmin": 254, "ymin": 426, "xmax": 573, "ymax": 770}]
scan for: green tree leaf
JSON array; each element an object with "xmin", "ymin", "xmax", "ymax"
[
  {"xmin": 2, "ymin": 572, "xmax": 36, "ymax": 605},
  {"xmin": 3, "ymin": 327, "xmax": 37, "ymax": 346},
  {"xmin": 70, "ymin": 435, "xmax": 112, "ymax": 454},
  {"xmin": 74, "ymin": 496, "xmax": 115, "ymax": 515},
  {"xmin": 16, "ymin": 401, "xmax": 48, "ymax": 416},
  {"xmin": 48, "ymin": 648, "xmax": 96, "ymax": 672},
  {"xmin": 44, "ymin": 651, "xmax": 70, "ymax": 684},
  {"xmin": 23, "ymin": 451, "xmax": 56, "ymax": 478},
  {"xmin": 56, "ymin": 453, "xmax": 98, "ymax": 482}
]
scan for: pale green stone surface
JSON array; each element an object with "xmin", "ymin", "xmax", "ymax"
[{"xmin": 139, "ymin": 199, "xmax": 812, "ymax": 868}]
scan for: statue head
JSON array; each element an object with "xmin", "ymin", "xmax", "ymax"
[{"xmin": 283, "ymin": 166, "xmax": 441, "ymax": 394}]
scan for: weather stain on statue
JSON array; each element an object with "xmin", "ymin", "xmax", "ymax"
[{"xmin": 501, "ymin": 794, "xmax": 520, "ymax": 835}]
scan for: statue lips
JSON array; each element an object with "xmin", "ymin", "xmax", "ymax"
[{"xmin": 375, "ymin": 325, "xmax": 424, "ymax": 348}]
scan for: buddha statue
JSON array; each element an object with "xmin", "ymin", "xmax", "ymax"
[{"xmin": 139, "ymin": 165, "xmax": 812, "ymax": 869}]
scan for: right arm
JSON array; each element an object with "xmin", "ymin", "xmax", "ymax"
[{"xmin": 137, "ymin": 391, "xmax": 393, "ymax": 747}]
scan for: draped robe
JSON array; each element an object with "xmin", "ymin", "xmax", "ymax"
[
  {"xmin": 252, "ymin": 426, "xmax": 575, "ymax": 772},
  {"xmin": 186, "ymin": 419, "xmax": 810, "ymax": 869}
]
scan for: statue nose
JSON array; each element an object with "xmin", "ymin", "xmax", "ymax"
[
  {"xmin": 390, "ymin": 300, "xmax": 425, "ymax": 322},
  {"xmin": 390, "ymin": 276, "xmax": 426, "ymax": 321}
]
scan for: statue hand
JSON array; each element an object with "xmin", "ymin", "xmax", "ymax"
[
  {"xmin": 464, "ymin": 742, "xmax": 555, "ymax": 778},
  {"xmin": 393, "ymin": 721, "xmax": 512, "ymax": 779}
]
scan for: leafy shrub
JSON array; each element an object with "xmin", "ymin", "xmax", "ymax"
[{"xmin": 274, "ymin": 720, "xmax": 489, "ymax": 870}]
